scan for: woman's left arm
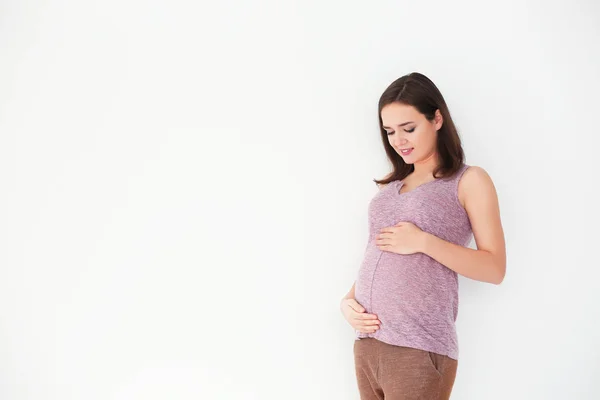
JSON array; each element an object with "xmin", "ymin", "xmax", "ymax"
[{"xmin": 420, "ymin": 166, "xmax": 506, "ymax": 284}]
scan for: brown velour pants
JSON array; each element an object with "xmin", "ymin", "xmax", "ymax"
[{"xmin": 353, "ymin": 338, "xmax": 458, "ymax": 400}]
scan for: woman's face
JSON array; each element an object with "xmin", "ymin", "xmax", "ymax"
[{"xmin": 381, "ymin": 102, "xmax": 442, "ymax": 164}]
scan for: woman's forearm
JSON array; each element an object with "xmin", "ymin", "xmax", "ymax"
[{"xmin": 420, "ymin": 232, "xmax": 505, "ymax": 284}]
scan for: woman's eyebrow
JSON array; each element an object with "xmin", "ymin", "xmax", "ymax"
[{"xmin": 382, "ymin": 121, "xmax": 414, "ymax": 129}]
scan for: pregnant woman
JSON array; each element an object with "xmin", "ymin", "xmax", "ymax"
[{"xmin": 340, "ymin": 72, "xmax": 506, "ymax": 400}]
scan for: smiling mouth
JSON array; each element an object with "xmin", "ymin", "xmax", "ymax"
[{"xmin": 400, "ymin": 148, "xmax": 414, "ymax": 155}]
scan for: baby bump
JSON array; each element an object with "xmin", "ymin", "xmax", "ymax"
[
  {"xmin": 361, "ymin": 251, "xmax": 455, "ymax": 317},
  {"xmin": 354, "ymin": 241, "xmax": 383, "ymax": 311}
]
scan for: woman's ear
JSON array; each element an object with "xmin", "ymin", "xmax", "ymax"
[{"xmin": 434, "ymin": 109, "xmax": 443, "ymax": 130}]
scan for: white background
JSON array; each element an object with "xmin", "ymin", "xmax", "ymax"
[{"xmin": 1, "ymin": 1, "xmax": 599, "ymax": 399}]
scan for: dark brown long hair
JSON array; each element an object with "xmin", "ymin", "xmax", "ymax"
[{"xmin": 373, "ymin": 72, "xmax": 465, "ymax": 186}]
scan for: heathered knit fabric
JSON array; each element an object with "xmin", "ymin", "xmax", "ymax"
[{"xmin": 354, "ymin": 163, "xmax": 473, "ymax": 360}]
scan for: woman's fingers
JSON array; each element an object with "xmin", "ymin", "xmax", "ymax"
[
  {"xmin": 353, "ymin": 315, "xmax": 381, "ymax": 332},
  {"xmin": 355, "ymin": 312, "xmax": 379, "ymax": 320},
  {"xmin": 353, "ymin": 311, "xmax": 381, "ymax": 330},
  {"xmin": 346, "ymin": 299, "xmax": 365, "ymax": 313},
  {"xmin": 358, "ymin": 318, "xmax": 381, "ymax": 326},
  {"xmin": 343, "ymin": 303, "xmax": 381, "ymax": 332},
  {"xmin": 356, "ymin": 324, "xmax": 380, "ymax": 333}
]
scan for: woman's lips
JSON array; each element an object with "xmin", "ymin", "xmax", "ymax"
[{"xmin": 400, "ymin": 148, "xmax": 414, "ymax": 155}]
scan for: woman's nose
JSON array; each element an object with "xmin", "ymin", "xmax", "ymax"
[{"xmin": 394, "ymin": 137, "xmax": 407, "ymax": 147}]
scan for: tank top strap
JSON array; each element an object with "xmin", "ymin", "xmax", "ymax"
[
  {"xmin": 445, "ymin": 163, "xmax": 470, "ymax": 193},
  {"xmin": 454, "ymin": 163, "xmax": 470, "ymax": 180}
]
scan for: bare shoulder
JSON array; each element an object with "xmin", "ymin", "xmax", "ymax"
[
  {"xmin": 462, "ymin": 165, "xmax": 493, "ymax": 185},
  {"xmin": 458, "ymin": 166, "xmax": 497, "ymax": 207}
]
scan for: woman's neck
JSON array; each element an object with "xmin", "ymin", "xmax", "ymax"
[{"xmin": 411, "ymin": 149, "xmax": 440, "ymax": 178}]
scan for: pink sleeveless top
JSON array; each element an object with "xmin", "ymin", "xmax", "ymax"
[{"xmin": 354, "ymin": 163, "xmax": 472, "ymax": 360}]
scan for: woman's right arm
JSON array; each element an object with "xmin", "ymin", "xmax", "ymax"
[
  {"xmin": 340, "ymin": 177, "xmax": 388, "ymax": 331},
  {"xmin": 340, "ymin": 282, "xmax": 381, "ymax": 333}
]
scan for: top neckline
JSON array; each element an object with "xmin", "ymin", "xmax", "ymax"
[
  {"xmin": 393, "ymin": 163, "xmax": 467, "ymax": 196},
  {"xmin": 393, "ymin": 178, "xmax": 440, "ymax": 196}
]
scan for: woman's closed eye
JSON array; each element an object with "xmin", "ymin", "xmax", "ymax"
[{"xmin": 386, "ymin": 127, "xmax": 415, "ymax": 135}]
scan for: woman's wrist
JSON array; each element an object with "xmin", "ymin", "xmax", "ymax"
[{"xmin": 419, "ymin": 230, "xmax": 433, "ymax": 254}]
